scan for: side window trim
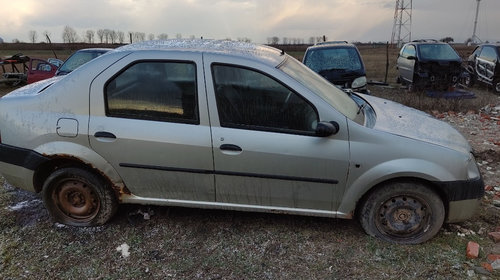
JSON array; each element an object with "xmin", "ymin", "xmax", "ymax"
[
  {"xmin": 104, "ymin": 59, "xmax": 200, "ymax": 125},
  {"xmin": 211, "ymin": 63, "xmax": 319, "ymax": 136}
]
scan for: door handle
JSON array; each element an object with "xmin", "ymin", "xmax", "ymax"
[
  {"xmin": 94, "ymin": 131, "xmax": 116, "ymax": 139},
  {"xmin": 220, "ymin": 144, "xmax": 242, "ymax": 152}
]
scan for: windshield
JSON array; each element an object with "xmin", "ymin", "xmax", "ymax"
[
  {"xmin": 279, "ymin": 56, "xmax": 359, "ymax": 121},
  {"xmin": 303, "ymin": 47, "xmax": 363, "ymax": 73},
  {"xmin": 418, "ymin": 44, "xmax": 460, "ymax": 61},
  {"xmin": 57, "ymin": 50, "xmax": 108, "ymax": 75}
]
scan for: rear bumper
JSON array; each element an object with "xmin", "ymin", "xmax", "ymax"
[{"xmin": 0, "ymin": 143, "xmax": 49, "ymax": 192}]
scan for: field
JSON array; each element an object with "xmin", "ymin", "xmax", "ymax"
[{"xmin": 1, "ymin": 44, "xmax": 500, "ymax": 279}]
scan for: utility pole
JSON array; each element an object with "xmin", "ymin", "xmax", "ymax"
[
  {"xmin": 390, "ymin": 0, "xmax": 412, "ymax": 48},
  {"xmin": 471, "ymin": 0, "xmax": 482, "ymax": 44}
]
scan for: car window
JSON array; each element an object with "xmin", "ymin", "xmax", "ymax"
[
  {"xmin": 59, "ymin": 51, "xmax": 108, "ymax": 74},
  {"xmin": 401, "ymin": 45, "xmax": 416, "ymax": 58},
  {"xmin": 304, "ymin": 47, "xmax": 362, "ymax": 72},
  {"xmin": 479, "ymin": 46, "xmax": 498, "ymax": 62},
  {"xmin": 212, "ymin": 64, "xmax": 318, "ymax": 134},
  {"xmin": 418, "ymin": 44, "xmax": 460, "ymax": 60},
  {"xmin": 105, "ymin": 61, "xmax": 198, "ymax": 124}
]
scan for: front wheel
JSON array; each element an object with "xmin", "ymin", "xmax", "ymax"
[
  {"xmin": 42, "ymin": 167, "xmax": 118, "ymax": 226},
  {"xmin": 358, "ymin": 181, "xmax": 445, "ymax": 244}
]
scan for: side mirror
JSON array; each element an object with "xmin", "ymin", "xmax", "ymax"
[{"xmin": 315, "ymin": 121, "xmax": 339, "ymax": 137}]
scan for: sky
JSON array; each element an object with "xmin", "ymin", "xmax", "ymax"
[{"xmin": 1, "ymin": 0, "xmax": 499, "ymax": 44}]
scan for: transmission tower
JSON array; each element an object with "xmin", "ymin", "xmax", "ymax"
[
  {"xmin": 471, "ymin": 0, "xmax": 482, "ymax": 43},
  {"xmin": 391, "ymin": 0, "xmax": 412, "ymax": 47}
]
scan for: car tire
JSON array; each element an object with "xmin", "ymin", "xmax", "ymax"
[
  {"xmin": 42, "ymin": 167, "xmax": 118, "ymax": 226},
  {"xmin": 494, "ymin": 80, "xmax": 500, "ymax": 94},
  {"xmin": 358, "ymin": 181, "xmax": 445, "ymax": 244},
  {"xmin": 464, "ymin": 74, "xmax": 475, "ymax": 88}
]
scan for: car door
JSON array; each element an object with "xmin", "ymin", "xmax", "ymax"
[
  {"xmin": 27, "ymin": 58, "xmax": 58, "ymax": 84},
  {"xmin": 397, "ymin": 45, "xmax": 416, "ymax": 83},
  {"xmin": 88, "ymin": 51, "xmax": 215, "ymax": 201},
  {"xmin": 204, "ymin": 56, "xmax": 350, "ymax": 212}
]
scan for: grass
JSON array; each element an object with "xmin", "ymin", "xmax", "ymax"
[{"xmin": 0, "ymin": 45, "xmax": 499, "ymax": 279}]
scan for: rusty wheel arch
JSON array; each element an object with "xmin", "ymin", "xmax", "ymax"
[{"xmin": 32, "ymin": 155, "xmax": 128, "ymax": 199}]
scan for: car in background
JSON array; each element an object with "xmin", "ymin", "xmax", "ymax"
[
  {"xmin": 464, "ymin": 43, "xmax": 500, "ymax": 93},
  {"xmin": 396, "ymin": 40, "xmax": 462, "ymax": 91},
  {"xmin": 302, "ymin": 41, "xmax": 368, "ymax": 93},
  {"xmin": 0, "ymin": 40, "xmax": 483, "ymax": 244},
  {"xmin": 55, "ymin": 48, "xmax": 111, "ymax": 76}
]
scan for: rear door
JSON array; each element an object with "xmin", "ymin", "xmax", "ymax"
[
  {"xmin": 88, "ymin": 51, "xmax": 215, "ymax": 201},
  {"xmin": 203, "ymin": 55, "xmax": 350, "ymax": 212}
]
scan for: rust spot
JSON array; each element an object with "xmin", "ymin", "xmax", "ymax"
[{"xmin": 44, "ymin": 153, "xmax": 131, "ymax": 201}]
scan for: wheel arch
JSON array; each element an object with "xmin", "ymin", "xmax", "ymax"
[
  {"xmin": 32, "ymin": 141, "xmax": 128, "ymax": 198},
  {"xmin": 352, "ymin": 177, "xmax": 449, "ymax": 221}
]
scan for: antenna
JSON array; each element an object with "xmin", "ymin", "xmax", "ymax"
[
  {"xmin": 390, "ymin": 0, "xmax": 412, "ymax": 48},
  {"xmin": 471, "ymin": 0, "xmax": 482, "ymax": 44}
]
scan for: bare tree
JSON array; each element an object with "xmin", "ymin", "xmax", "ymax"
[
  {"xmin": 85, "ymin": 30, "xmax": 95, "ymax": 43},
  {"xmin": 97, "ymin": 29, "xmax": 105, "ymax": 43},
  {"xmin": 110, "ymin": 30, "xmax": 118, "ymax": 44},
  {"xmin": 117, "ymin": 31, "xmax": 125, "ymax": 44},
  {"xmin": 157, "ymin": 33, "xmax": 168, "ymax": 40},
  {"xmin": 29, "ymin": 30, "xmax": 38, "ymax": 44},
  {"xmin": 62, "ymin": 26, "xmax": 78, "ymax": 43},
  {"xmin": 148, "ymin": 33, "xmax": 155, "ymax": 40},
  {"xmin": 133, "ymin": 32, "xmax": 146, "ymax": 42}
]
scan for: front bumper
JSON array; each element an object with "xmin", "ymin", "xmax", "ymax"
[{"xmin": 433, "ymin": 177, "xmax": 485, "ymax": 222}]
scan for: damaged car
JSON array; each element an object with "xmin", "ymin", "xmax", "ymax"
[
  {"xmin": 302, "ymin": 41, "xmax": 368, "ymax": 93},
  {"xmin": 397, "ymin": 40, "xmax": 463, "ymax": 91},
  {"xmin": 0, "ymin": 40, "xmax": 484, "ymax": 244},
  {"xmin": 464, "ymin": 43, "xmax": 500, "ymax": 93}
]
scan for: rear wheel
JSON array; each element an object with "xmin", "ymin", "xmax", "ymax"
[
  {"xmin": 42, "ymin": 168, "xmax": 118, "ymax": 226},
  {"xmin": 358, "ymin": 181, "xmax": 445, "ymax": 244}
]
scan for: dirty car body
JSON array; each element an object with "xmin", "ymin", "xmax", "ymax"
[
  {"xmin": 397, "ymin": 41, "xmax": 462, "ymax": 91},
  {"xmin": 0, "ymin": 40, "xmax": 483, "ymax": 244}
]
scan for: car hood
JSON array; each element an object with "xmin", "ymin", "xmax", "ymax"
[
  {"xmin": 362, "ymin": 95, "xmax": 471, "ymax": 154},
  {"xmin": 3, "ymin": 76, "xmax": 63, "ymax": 98}
]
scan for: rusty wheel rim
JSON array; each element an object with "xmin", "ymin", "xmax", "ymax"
[
  {"xmin": 376, "ymin": 195, "xmax": 431, "ymax": 239},
  {"xmin": 54, "ymin": 179, "xmax": 100, "ymax": 221}
]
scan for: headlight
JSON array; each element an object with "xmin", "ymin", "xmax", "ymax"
[
  {"xmin": 351, "ymin": 76, "xmax": 367, "ymax": 89},
  {"xmin": 467, "ymin": 154, "xmax": 481, "ymax": 179}
]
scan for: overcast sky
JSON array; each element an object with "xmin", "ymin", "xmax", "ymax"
[{"xmin": 1, "ymin": 0, "xmax": 499, "ymax": 44}]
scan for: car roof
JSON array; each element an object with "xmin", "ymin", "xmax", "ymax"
[
  {"xmin": 74, "ymin": 48, "xmax": 113, "ymax": 52},
  {"xmin": 305, "ymin": 41, "xmax": 357, "ymax": 51},
  {"xmin": 114, "ymin": 39, "xmax": 286, "ymax": 66}
]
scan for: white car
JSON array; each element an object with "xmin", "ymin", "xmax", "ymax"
[{"xmin": 0, "ymin": 40, "xmax": 484, "ymax": 244}]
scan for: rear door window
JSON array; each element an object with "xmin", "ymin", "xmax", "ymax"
[{"xmin": 105, "ymin": 61, "xmax": 198, "ymax": 124}]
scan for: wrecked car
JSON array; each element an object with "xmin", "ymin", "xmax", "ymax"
[
  {"xmin": 464, "ymin": 43, "xmax": 500, "ymax": 93},
  {"xmin": 0, "ymin": 40, "xmax": 484, "ymax": 244},
  {"xmin": 396, "ymin": 40, "xmax": 463, "ymax": 91},
  {"xmin": 56, "ymin": 48, "xmax": 111, "ymax": 76},
  {"xmin": 302, "ymin": 41, "xmax": 368, "ymax": 93}
]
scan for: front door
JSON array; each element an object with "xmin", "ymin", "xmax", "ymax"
[
  {"xmin": 205, "ymin": 60, "xmax": 350, "ymax": 211},
  {"xmin": 88, "ymin": 52, "xmax": 215, "ymax": 201}
]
